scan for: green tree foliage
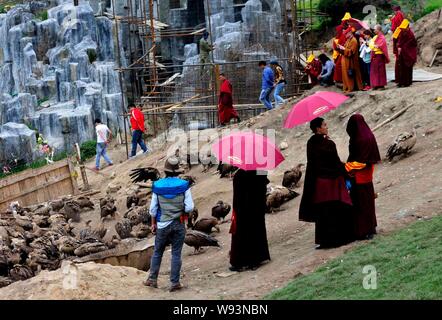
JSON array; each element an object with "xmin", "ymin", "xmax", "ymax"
[{"xmin": 79, "ymin": 140, "xmax": 97, "ymax": 161}]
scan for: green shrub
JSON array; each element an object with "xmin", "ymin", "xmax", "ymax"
[
  {"xmin": 80, "ymin": 140, "xmax": 97, "ymax": 161},
  {"xmin": 36, "ymin": 10, "xmax": 48, "ymax": 21}
]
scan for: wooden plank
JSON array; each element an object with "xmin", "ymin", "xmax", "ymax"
[
  {"xmin": 0, "ymin": 173, "xmax": 72, "ymax": 206},
  {"xmin": 0, "ymin": 160, "xmax": 67, "ymax": 188},
  {"xmin": 67, "ymin": 158, "xmax": 80, "ymax": 195}
]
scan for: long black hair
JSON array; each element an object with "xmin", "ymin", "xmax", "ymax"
[{"xmin": 318, "ymin": 54, "xmax": 330, "ymax": 65}]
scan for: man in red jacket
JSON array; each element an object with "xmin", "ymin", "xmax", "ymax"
[{"xmin": 129, "ymin": 104, "xmax": 148, "ymax": 157}]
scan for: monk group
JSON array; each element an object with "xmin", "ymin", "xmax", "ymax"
[{"xmin": 304, "ymin": 6, "xmax": 417, "ymax": 93}]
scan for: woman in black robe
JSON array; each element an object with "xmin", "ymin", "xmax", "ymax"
[
  {"xmin": 229, "ymin": 169, "xmax": 270, "ymax": 271},
  {"xmin": 346, "ymin": 114, "xmax": 381, "ymax": 240},
  {"xmin": 299, "ymin": 117, "xmax": 355, "ymax": 249}
]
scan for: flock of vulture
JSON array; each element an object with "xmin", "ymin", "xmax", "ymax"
[{"xmin": 0, "ymin": 196, "xmax": 120, "ymax": 288}]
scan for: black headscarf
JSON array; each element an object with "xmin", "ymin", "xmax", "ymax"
[{"xmin": 346, "ymin": 114, "xmax": 381, "ymax": 164}]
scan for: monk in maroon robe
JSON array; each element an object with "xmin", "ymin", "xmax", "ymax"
[
  {"xmin": 391, "ymin": 6, "xmax": 405, "ymax": 33},
  {"xmin": 370, "ymin": 25, "xmax": 390, "ymax": 89},
  {"xmin": 299, "ymin": 117, "xmax": 355, "ymax": 249},
  {"xmin": 345, "ymin": 114, "xmax": 381, "ymax": 240},
  {"xmin": 391, "ymin": 6, "xmax": 405, "ymax": 83},
  {"xmin": 396, "ymin": 23, "xmax": 417, "ymax": 87},
  {"xmin": 305, "ymin": 58, "xmax": 322, "ymax": 86},
  {"xmin": 230, "ymin": 169, "xmax": 270, "ymax": 271},
  {"xmin": 218, "ymin": 73, "xmax": 239, "ymax": 126}
]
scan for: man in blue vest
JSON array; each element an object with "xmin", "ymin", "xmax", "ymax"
[{"xmin": 143, "ymin": 156, "xmax": 194, "ymax": 292}]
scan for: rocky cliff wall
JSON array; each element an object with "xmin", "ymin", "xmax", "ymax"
[{"xmin": 0, "ymin": 0, "xmax": 126, "ymax": 164}]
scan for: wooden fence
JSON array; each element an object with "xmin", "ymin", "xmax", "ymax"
[{"xmin": 0, "ymin": 159, "xmax": 79, "ymax": 212}]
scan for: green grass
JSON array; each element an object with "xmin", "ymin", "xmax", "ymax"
[
  {"xmin": 266, "ymin": 216, "xmax": 442, "ymax": 300},
  {"xmin": 422, "ymin": 0, "xmax": 442, "ymax": 16}
]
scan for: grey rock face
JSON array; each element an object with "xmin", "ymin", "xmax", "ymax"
[
  {"xmin": 0, "ymin": 122, "xmax": 37, "ymax": 163},
  {"xmin": 0, "ymin": 1, "xmax": 125, "ymax": 165}
]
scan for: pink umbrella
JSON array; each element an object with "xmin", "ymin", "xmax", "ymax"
[
  {"xmin": 211, "ymin": 132, "xmax": 285, "ymax": 171},
  {"xmin": 283, "ymin": 91, "xmax": 349, "ymax": 129},
  {"xmin": 348, "ymin": 18, "xmax": 370, "ymax": 31}
]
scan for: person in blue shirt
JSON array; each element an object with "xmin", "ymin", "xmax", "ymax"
[
  {"xmin": 258, "ymin": 61, "xmax": 274, "ymax": 110},
  {"xmin": 317, "ymin": 54, "xmax": 335, "ymax": 87},
  {"xmin": 143, "ymin": 156, "xmax": 194, "ymax": 292}
]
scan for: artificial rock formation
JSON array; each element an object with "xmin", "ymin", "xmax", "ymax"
[{"xmin": 0, "ymin": 0, "xmax": 125, "ymax": 163}]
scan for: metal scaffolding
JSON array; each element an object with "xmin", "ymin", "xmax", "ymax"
[{"xmin": 111, "ymin": 0, "xmax": 323, "ymax": 158}]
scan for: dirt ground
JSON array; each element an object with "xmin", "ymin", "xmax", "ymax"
[{"xmin": 1, "ymin": 69, "xmax": 441, "ymax": 299}]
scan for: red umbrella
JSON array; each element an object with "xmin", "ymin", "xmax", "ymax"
[
  {"xmin": 347, "ymin": 18, "xmax": 370, "ymax": 31},
  {"xmin": 211, "ymin": 132, "xmax": 284, "ymax": 171},
  {"xmin": 283, "ymin": 91, "xmax": 349, "ymax": 129}
]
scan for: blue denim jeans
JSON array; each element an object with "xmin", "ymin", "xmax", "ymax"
[
  {"xmin": 95, "ymin": 142, "xmax": 112, "ymax": 169},
  {"xmin": 131, "ymin": 130, "xmax": 148, "ymax": 157},
  {"xmin": 259, "ymin": 87, "xmax": 273, "ymax": 110},
  {"xmin": 274, "ymin": 82, "xmax": 285, "ymax": 106},
  {"xmin": 149, "ymin": 219, "xmax": 186, "ymax": 285}
]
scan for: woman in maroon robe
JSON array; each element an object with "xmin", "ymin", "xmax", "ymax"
[
  {"xmin": 229, "ymin": 169, "xmax": 270, "ymax": 271},
  {"xmin": 346, "ymin": 114, "xmax": 381, "ymax": 240},
  {"xmin": 299, "ymin": 117, "xmax": 355, "ymax": 249},
  {"xmin": 396, "ymin": 24, "xmax": 417, "ymax": 87},
  {"xmin": 218, "ymin": 73, "xmax": 240, "ymax": 126}
]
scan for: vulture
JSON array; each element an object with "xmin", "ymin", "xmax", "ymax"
[
  {"xmin": 266, "ymin": 185, "xmax": 299, "ymax": 213},
  {"xmin": 8, "ymin": 264, "xmax": 34, "ymax": 281},
  {"xmin": 386, "ymin": 130, "xmax": 417, "ymax": 161},
  {"xmin": 125, "ymin": 206, "xmax": 151, "ymax": 226},
  {"xmin": 56, "ymin": 236, "xmax": 82, "ymax": 256},
  {"xmin": 211, "ymin": 201, "xmax": 231, "ymax": 222},
  {"xmin": 184, "ymin": 230, "xmax": 220, "ymax": 254},
  {"xmin": 181, "ymin": 175, "xmax": 196, "ymax": 186},
  {"xmin": 0, "ymin": 276, "xmax": 12, "ymax": 288},
  {"xmin": 126, "ymin": 191, "xmax": 150, "ymax": 209},
  {"xmin": 190, "ymin": 217, "xmax": 220, "ymax": 234},
  {"xmin": 49, "ymin": 199, "xmax": 65, "ymax": 212},
  {"xmin": 282, "ymin": 164, "xmax": 304, "ymax": 189},
  {"xmin": 74, "ymin": 242, "xmax": 108, "ymax": 257},
  {"xmin": 105, "ymin": 235, "xmax": 120, "ymax": 249},
  {"xmin": 100, "ymin": 196, "xmax": 118, "ymax": 219},
  {"xmin": 33, "ymin": 204, "xmax": 52, "ymax": 217},
  {"xmin": 187, "ymin": 209, "xmax": 199, "ymax": 229},
  {"xmin": 115, "ymin": 219, "xmax": 132, "ymax": 239},
  {"xmin": 99, "ymin": 195, "xmax": 115, "ymax": 208},
  {"xmin": 130, "ymin": 224, "xmax": 151, "ymax": 238},
  {"xmin": 129, "ymin": 167, "xmax": 160, "ymax": 183},
  {"xmin": 216, "ymin": 162, "xmax": 237, "ymax": 178},
  {"xmin": 62, "ymin": 201, "xmax": 81, "ymax": 222},
  {"xmin": 76, "ymin": 196, "xmax": 95, "ymax": 211},
  {"xmin": 79, "ymin": 220, "xmax": 107, "ymax": 242},
  {"xmin": 201, "ymin": 150, "xmax": 215, "ymax": 172}
]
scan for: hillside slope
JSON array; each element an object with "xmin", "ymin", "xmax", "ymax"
[{"xmin": 1, "ymin": 77, "xmax": 442, "ymax": 300}]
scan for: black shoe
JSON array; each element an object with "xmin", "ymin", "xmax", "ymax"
[
  {"xmin": 247, "ymin": 265, "xmax": 260, "ymax": 271},
  {"xmin": 229, "ymin": 266, "xmax": 242, "ymax": 272}
]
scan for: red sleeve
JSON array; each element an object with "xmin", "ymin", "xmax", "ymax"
[{"xmin": 135, "ymin": 109, "xmax": 145, "ymax": 132}]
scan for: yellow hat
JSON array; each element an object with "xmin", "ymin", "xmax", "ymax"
[
  {"xmin": 342, "ymin": 12, "xmax": 352, "ymax": 21},
  {"xmin": 307, "ymin": 54, "xmax": 315, "ymax": 63},
  {"xmin": 399, "ymin": 19, "xmax": 410, "ymax": 29}
]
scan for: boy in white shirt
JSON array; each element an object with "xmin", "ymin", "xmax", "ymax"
[{"xmin": 94, "ymin": 118, "xmax": 113, "ymax": 171}]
